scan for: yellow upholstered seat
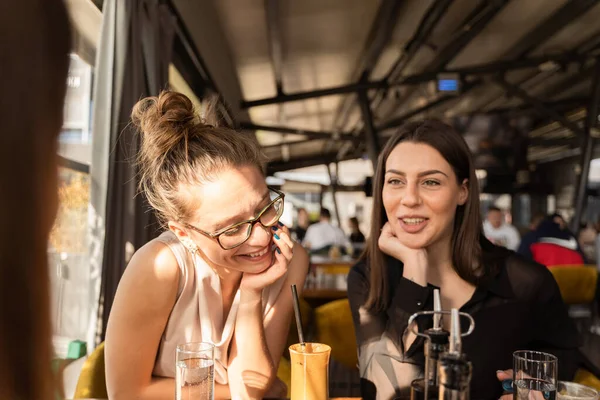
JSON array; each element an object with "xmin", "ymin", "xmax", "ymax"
[
  {"xmin": 285, "ymin": 296, "xmax": 313, "ymax": 353},
  {"xmin": 548, "ymin": 266, "xmax": 598, "ymax": 305},
  {"xmin": 277, "ymin": 355, "xmax": 292, "ymax": 397},
  {"xmin": 73, "ymin": 342, "xmax": 108, "ymax": 399},
  {"xmin": 313, "ymin": 299, "xmax": 357, "ymax": 370}
]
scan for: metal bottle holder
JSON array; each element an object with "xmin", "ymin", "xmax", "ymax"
[
  {"xmin": 407, "ymin": 310, "xmax": 475, "ymax": 339},
  {"xmin": 408, "ymin": 306, "xmax": 475, "ymax": 400}
]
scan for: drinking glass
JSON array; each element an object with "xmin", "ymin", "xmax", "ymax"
[
  {"xmin": 176, "ymin": 342, "xmax": 215, "ymax": 400},
  {"xmin": 513, "ymin": 350, "xmax": 557, "ymax": 400},
  {"xmin": 289, "ymin": 342, "xmax": 331, "ymax": 400},
  {"xmin": 557, "ymin": 381, "xmax": 599, "ymax": 400}
]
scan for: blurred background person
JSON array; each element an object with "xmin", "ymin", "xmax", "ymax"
[
  {"xmin": 518, "ymin": 213, "xmax": 586, "ymax": 266},
  {"xmin": 349, "ymin": 216, "xmax": 366, "ymax": 258},
  {"xmin": 578, "ymin": 220, "xmax": 598, "ymax": 263},
  {"xmin": 292, "ymin": 207, "xmax": 310, "ymax": 242},
  {"xmin": 0, "ymin": 0, "xmax": 71, "ymax": 399},
  {"xmin": 483, "ymin": 206, "xmax": 520, "ymax": 250},
  {"xmin": 303, "ymin": 208, "xmax": 351, "ymax": 256}
]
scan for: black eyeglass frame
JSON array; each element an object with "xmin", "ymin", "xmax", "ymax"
[{"xmin": 183, "ymin": 187, "xmax": 285, "ymax": 250}]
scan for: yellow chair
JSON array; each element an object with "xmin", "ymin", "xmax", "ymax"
[
  {"xmin": 548, "ymin": 266, "xmax": 598, "ymax": 305},
  {"xmin": 276, "ymin": 356, "xmax": 292, "ymax": 397},
  {"xmin": 285, "ymin": 296, "xmax": 314, "ymax": 353},
  {"xmin": 313, "ymin": 299, "xmax": 357, "ymax": 370},
  {"xmin": 73, "ymin": 342, "xmax": 108, "ymax": 399}
]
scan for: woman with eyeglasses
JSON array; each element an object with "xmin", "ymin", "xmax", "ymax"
[{"xmin": 105, "ymin": 91, "xmax": 309, "ymax": 400}]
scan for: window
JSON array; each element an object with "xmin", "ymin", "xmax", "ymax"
[{"xmin": 50, "ymin": 54, "xmax": 93, "ymax": 346}]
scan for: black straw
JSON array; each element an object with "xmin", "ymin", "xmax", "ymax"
[{"xmin": 291, "ymin": 284, "xmax": 305, "ymax": 345}]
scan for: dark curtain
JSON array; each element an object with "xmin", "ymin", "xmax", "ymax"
[{"xmin": 89, "ymin": 0, "xmax": 175, "ymax": 345}]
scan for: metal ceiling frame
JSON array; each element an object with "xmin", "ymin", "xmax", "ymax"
[
  {"xmin": 239, "ymin": 122, "xmax": 358, "ymax": 142},
  {"xmin": 163, "ymin": 0, "xmax": 599, "ymax": 175},
  {"xmin": 239, "ymin": 51, "xmax": 587, "ymax": 109},
  {"xmin": 572, "ymin": 58, "xmax": 600, "ymax": 231},
  {"xmin": 374, "ymin": 0, "xmax": 509, "ymax": 125},
  {"xmin": 492, "ymin": 77, "xmax": 584, "ymax": 136},
  {"xmin": 358, "ymin": 89, "xmax": 380, "ymax": 169},
  {"xmin": 470, "ymin": 0, "xmax": 599, "ymax": 115},
  {"xmin": 265, "ymin": 0, "xmax": 284, "ymax": 96},
  {"xmin": 330, "ymin": 0, "xmax": 406, "ymax": 127},
  {"xmin": 266, "ymin": 148, "xmax": 364, "ymax": 175},
  {"xmin": 325, "ymin": 0, "xmax": 404, "ymax": 163}
]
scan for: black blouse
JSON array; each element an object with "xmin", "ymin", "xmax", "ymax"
[{"xmin": 347, "ymin": 251, "xmax": 580, "ymax": 400}]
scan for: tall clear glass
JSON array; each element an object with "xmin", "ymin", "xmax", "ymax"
[
  {"xmin": 289, "ymin": 343, "xmax": 331, "ymax": 400},
  {"xmin": 176, "ymin": 342, "xmax": 215, "ymax": 400},
  {"xmin": 513, "ymin": 350, "xmax": 558, "ymax": 400}
]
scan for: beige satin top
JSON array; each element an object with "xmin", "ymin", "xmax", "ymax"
[{"xmin": 151, "ymin": 231, "xmax": 287, "ymax": 384}]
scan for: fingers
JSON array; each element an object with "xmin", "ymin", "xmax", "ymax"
[
  {"xmin": 497, "ymin": 370, "xmax": 514, "ymax": 400},
  {"xmin": 496, "ymin": 369, "xmax": 513, "ymax": 381},
  {"xmin": 270, "ymin": 246, "xmax": 289, "ymax": 277},
  {"xmin": 272, "ymin": 223, "xmax": 293, "ymax": 260}
]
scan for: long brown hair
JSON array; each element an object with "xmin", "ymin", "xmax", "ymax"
[
  {"xmin": 364, "ymin": 120, "xmax": 491, "ymax": 311},
  {"xmin": 131, "ymin": 91, "xmax": 266, "ymax": 225},
  {"xmin": 0, "ymin": 1, "xmax": 71, "ymax": 398}
]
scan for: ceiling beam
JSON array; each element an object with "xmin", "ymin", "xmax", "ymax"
[
  {"xmin": 573, "ymin": 57, "xmax": 600, "ymax": 231},
  {"xmin": 262, "ymin": 138, "xmax": 316, "ymax": 150},
  {"xmin": 485, "ymin": 97, "xmax": 589, "ymax": 115},
  {"xmin": 469, "ymin": 0, "xmax": 598, "ymax": 115},
  {"xmin": 493, "ymin": 77, "xmax": 584, "ymax": 136},
  {"xmin": 377, "ymin": 0, "xmax": 508, "ymax": 124},
  {"xmin": 528, "ymin": 137, "xmax": 577, "ymax": 147},
  {"xmin": 239, "ymin": 52, "xmax": 586, "ymax": 109},
  {"xmin": 385, "ymin": 0, "xmax": 455, "ymax": 82},
  {"xmin": 358, "ymin": 90, "xmax": 380, "ymax": 169},
  {"xmin": 377, "ymin": 80, "xmax": 480, "ymax": 131},
  {"xmin": 265, "ymin": 0, "xmax": 284, "ymax": 95},
  {"xmin": 239, "ymin": 122, "xmax": 358, "ymax": 141},
  {"xmin": 426, "ymin": 0, "xmax": 509, "ymax": 73},
  {"xmin": 362, "ymin": 0, "xmax": 455, "ymax": 132},
  {"xmin": 331, "ymin": 0, "xmax": 409, "ymax": 130},
  {"xmin": 266, "ymin": 149, "xmax": 364, "ymax": 174},
  {"xmin": 503, "ymin": 0, "xmax": 598, "ymax": 60}
]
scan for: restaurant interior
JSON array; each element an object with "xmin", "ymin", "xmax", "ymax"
[{"xmin": 49, "ymin": 0, "xmax": 600, "ymax": 398}]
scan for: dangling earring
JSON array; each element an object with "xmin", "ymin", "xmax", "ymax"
[{"xmin": 181, "ymin": 237, "xmax": 198, "ymax": 254}]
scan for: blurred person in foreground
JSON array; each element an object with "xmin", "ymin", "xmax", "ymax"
[
  {"xmin": 347, "ymin": 120, "xmax": 579, "ymax": 400},
  {"xmin": 0, "ymin": 0, "xmax": 71, "ymax": 399}
]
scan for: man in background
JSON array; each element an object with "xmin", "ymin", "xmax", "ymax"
[
  {"xmin": 483, "ymin": 206, "xmax": 521, "ymax": 251},
  {"xmin": 302, "ymin": 208, "xmax": 351, "ymax": 255}
]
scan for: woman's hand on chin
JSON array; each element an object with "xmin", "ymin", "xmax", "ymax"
[
  {"xmin": 240, "ymin": 223, "xmax": 293, "ymax": 294},
  {"xmin": 378, "ymin": 222, "xmax": 427, "ymax": 286}
]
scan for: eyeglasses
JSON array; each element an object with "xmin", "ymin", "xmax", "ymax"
[{"xmin": 183, "ymin": 187, "xmax": 285, "ymax": 250}]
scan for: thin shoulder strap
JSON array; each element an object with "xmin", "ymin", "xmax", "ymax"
[{"xmin": 154, "ymin": 231, "xmax": 188, "ymax": 299}]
